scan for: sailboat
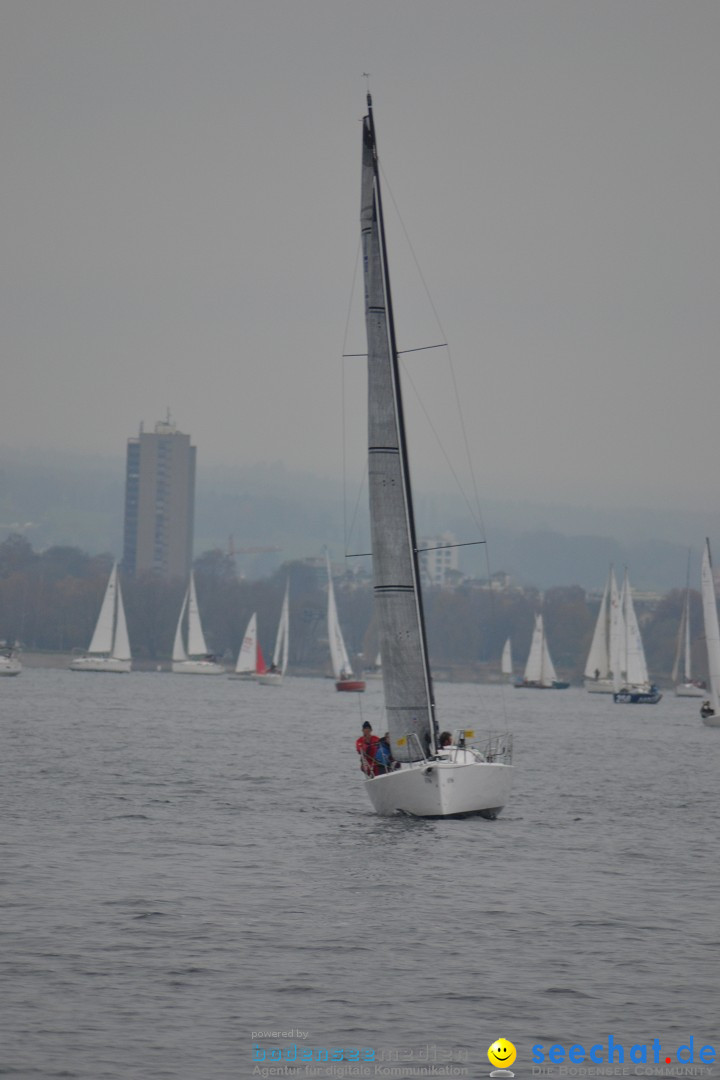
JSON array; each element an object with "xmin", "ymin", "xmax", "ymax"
[
  {"xmin": 672, "ymin": 556, "xmax": 704, "ymax": 697},
  {"xmin": 583, "ymin": 567, "xmax": 623, "ymax": 693},
  {"xmin": 365, "ymin": 651, "xmax": 383, "ymax": 679},
  {"xmin": 326, "ymin": 551, "xmax": 365, "ymax": 692},
  {"xmin": 699, "ymin": 539, "xmax": 720, "ymax": 726},
  {"xmin": 258, "ymin": 580, "xmax": 290, "ymax": 686},
  {"xmin": 0, "ymin": 641, "xmax": 22, "ymax": 676},
  {"xmin": 515, "ymin": 614, "xmax": 569, "ymax": 689},
  {"xmin": 228, "ymin": 612, "xmax": 267, "ymax": 680},
  {"xmin": 172, "ymin": 571, "xmax": 224, "ymax": 674},
  {"xmin": 501, "ymin": 638, "xmax": 513, "ymax": 682},
  {"xmin": 355, "ymin": 94, "xmax": 512, "ymax": 817},
  {"xmin": 612, "ymin": 569, "xmax": 661, "ymax": 703},
  {"xmin": 69, "ymin": 562, "xmax": 131, "ymax": 673}
]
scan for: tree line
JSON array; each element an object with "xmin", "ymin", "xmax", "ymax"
[{"xmin": 0, "ymin": 533, "xmax": 705, "ymax": 684}]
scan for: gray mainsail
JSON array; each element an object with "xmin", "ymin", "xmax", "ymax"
[{"xmin": 361, "ymin": 96, "xmax": 436, "ymax": 762}]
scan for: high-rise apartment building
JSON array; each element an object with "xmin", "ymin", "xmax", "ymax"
[
  {"xmin": 122, "ymin": 418, "xmax": 196, "ymax": 579},
  {"xmin": 418, "ymin": 531, "xmax": 460, "ymax": 588}
]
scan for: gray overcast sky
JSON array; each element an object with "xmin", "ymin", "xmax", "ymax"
[{"xmin": 2, "ymin": 1, "xmax": 718, "ymax": 515}]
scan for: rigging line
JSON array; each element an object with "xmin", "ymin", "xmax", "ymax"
[
  {"xmin": 346, "ymin": 460, "xmax": 369, "ymax": 564},
  {"xmin": 379, "ymin": 163, "xmax": 510, "ymax": 726},
  {"xmin": 340, "ymin": 236, "xmax": 363, "ymax": 557},
  {"xmin": 398, "ymin": 344, "xmax": 447, "ymax": 354},
  {"xmin": 399, "ymin": 357, "xmax": 484, "ymax": 535},
  {"xmin": 416, "ymin": 541, "xmax": 486, "ymax": 554},
  {"xmin": 379, "ymin": 162, "xmax": 489, "ymax": 537}
]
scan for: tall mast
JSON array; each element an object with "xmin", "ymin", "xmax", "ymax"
[{"xmin": 364, "ymin": 94, "xmax": 438, "ymax": 751}]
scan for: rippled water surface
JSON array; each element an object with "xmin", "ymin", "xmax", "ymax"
[{"xmin": 2, "ymin": 670, "xmax": 718, "ymax": 1079}]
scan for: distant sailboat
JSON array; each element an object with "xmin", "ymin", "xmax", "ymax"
[
  {"xmin": 172, "ymin": 571, "xmax": 224, "ymax": 675},
  {"xmin": 516, "ymin": 614, "xmax": 569, "ymax": 689},
  {"xmin": 258, "ymin": 580, "xmax": 290, "ymax": 686},
  {"xmin": 584, "ymin": 567, "xmax": 623, "ymax": 694},
  {"xmin": 699, "ymin": 539, "xmax": 720, "ymax": 726},
  {"xmin": 365, "ymin": 650, "xmax": 383, "ymax": 679},
  {"xmin": 326, "ymin": 551, "xmax": 365, "ymax": 692},
  {"xmin": 0, "ymin": 641, "xmax": 22, "ymax": 677},
  {"xmin": 613, "ymin": 569, "xmax": 661, "ymax": 703},
  {"xmin": 69, "ymin": 562, "xmax": 131, "ymax": 673},
  {"xmin": 673, "ymin": 555, "xmax": 704, "ymax": 697},
  {"xmin": 228, "ymin": 612, "xmax": 267, "ymax": 680}
]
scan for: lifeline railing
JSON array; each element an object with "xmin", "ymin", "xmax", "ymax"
[{"xmin": 399, "ymin": 730, "xmax": 513, "ymax": 766}]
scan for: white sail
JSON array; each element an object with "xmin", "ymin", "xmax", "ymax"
[
  {"xmin": 683, "ymin": 591, "xmax": 692, "ymax": 680},
  {"xmin": 672, "ymin": 590, "xmax": 690, "ymax": 684},
  {"xmin": 673, "ymin": 553, "xmax": 697, "ymax": 691},
  {"xmin": 112, "ymin": 575, "xmax": 131, "ymax": 661},
  {"xmin": 501, "ymin": 638, "xmax": 513, "ymax": 676},
  {"xmin": 187, "ymin": 571, "xmax": 209, "ymax": 657},
  {"xmin": 701, "ymin": 540, "xmax": 720, "ymax": 715},
  {"xmin": 541, "ymin": 620, "xmax": 558, "ymax": 684},
  {"xmin": 272, "ymin": 580, "xmax": 290, "ymax": 675},
  {"xmin": 584, "ymin": 574, "xmax": 609, "ymax": 679},
  {"xmin": 609, "ymin": 569, "xmax": 624, "ymax": 690},
  {"xmin": 524, "ymin": 614, "xmax": 557, "ymax": 686},
  {"xmin": 235, "ymin": 613, "xmax": 258, "ymax": 674},
  {"xmin": 326, "ymin": 552, "xmax": 352, "ymax": 680},
  {"xmin": 524, "ymin": 616, "xmax": 544, "ymax": 684},
  {"xmin": 622, "ymin": 570, "xmax": 649, "ymax": 687},
  {"xmin": 88, "ymin": 564, "xmax": 118, "ymax": 654},
  {"xmin": 172, "ymin": 589, "xmax": 189, "ymax": 663}
]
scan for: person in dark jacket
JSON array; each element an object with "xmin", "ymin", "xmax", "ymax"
[{"xmin": 374, "ymin": 732, "xmax": 398, "ymax": 773}]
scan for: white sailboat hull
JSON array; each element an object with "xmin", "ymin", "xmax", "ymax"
[
  {"xmin": 0, "ymin": 656, "xmax": 22, "ymax": 676},
  {"xmin": 675, "ymin": 682, "xmax": 705, "ymax": 698},
  {"xmin": 257, "ymin": 672, "xmax": 283, "ymax": 686},
  {"xmin": 364, "ymin": 757, "xmax": 513, "ymax": 819},
  {"xmin": 171, "ymin": 659, "xmax": 225, "ymax": 675},
  {"xmin": 701, "ymin": 712, "xmax": 720, "ymax": 727},
  {"xmin": 69, "ymin": 656, "xmax": 131, "ymax": 673},
  {"xmin": 583, "ymin": 678, "xmax": 616, "ymax": 694}
]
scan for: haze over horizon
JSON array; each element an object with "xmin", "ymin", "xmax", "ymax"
[{"xmin": 2, "ymin": 3, "xmax": 719, "ymax": 522}]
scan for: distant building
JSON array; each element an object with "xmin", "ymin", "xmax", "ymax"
[
  {"xmin": 122, "ymin": 418, "xmax": 196, "ymax": 579},
  {"xmin": 418, "ymin": 531, "xmax": 459, "ymax": 588}
]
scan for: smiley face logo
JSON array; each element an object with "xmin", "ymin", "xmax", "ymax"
[{"xmin": 488, "ymin": 1039, "xmax": 517, "ymax": 1069}]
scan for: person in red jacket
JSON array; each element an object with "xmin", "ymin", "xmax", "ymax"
[{"xmin": 355, "ymin": 720, "xmax": 380, "ymax": 776}]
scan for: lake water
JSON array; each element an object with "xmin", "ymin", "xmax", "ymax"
[{"xmin": 2, "ymin": 670, "xmax": 718, "ymax": 1079}]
